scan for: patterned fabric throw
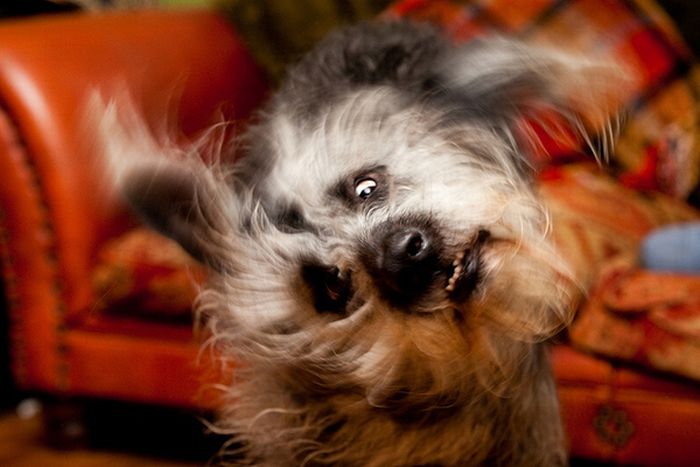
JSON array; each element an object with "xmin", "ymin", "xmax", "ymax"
[{"xmin": 571, "ymin": 257, "xmax": 700, "ymax": 381}]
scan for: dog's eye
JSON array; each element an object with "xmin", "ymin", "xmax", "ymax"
[
  {"xmin": 332, "ymin": 166, "xmax": 387, "ymax": 208},
  {"xmin": 354, "ymin": 178, "xmax": 377, "ymax": 199}
]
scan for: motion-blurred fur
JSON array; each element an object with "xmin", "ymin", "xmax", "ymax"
[{"xmin": 95, "ymin": 20, "xmax": 621, "ymax": 466}]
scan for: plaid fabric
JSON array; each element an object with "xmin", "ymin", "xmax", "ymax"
[
  {"xmin": 386, "ymin": 0, "xmax": 700, "ymax": 200},
  {"xmin": 541, "ymin": 163, "xmax": 698, "ymax": 292}
]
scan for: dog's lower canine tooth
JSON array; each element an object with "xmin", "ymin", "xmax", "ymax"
[{"xmin": 451, "ymin": 264, "xmax": 462, "ymax": 281}]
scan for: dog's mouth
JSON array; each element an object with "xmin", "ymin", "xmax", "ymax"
[
  {"xmin": 302, "ymin": 262, "xmax": 353, "ymax": 315},
  {"xmin": 302, "ymin": 230, "xmax": 490, "ymax": 315},
  {"xmin": 445, "ymin": 229, "xmax": 489, "ymax": 303}
]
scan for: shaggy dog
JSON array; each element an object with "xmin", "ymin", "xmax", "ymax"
[{"xmin": 94, "ymin": 20, "xmax": 620, "ymax": 466}]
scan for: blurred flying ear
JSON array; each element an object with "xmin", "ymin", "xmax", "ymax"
[
  {"xmin": 85, "ymin": 90, "xmax": 232, "ymax": 271},
  {"xmin": 429, "ymin": 37, "xmax": 629, "ymax": 162},
  {"xmin": 121, "ymin": 162, "xmax": 230, "ymax": 270}
]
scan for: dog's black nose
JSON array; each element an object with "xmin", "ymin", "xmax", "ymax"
[
  {"xmin": 373, "ymin": 225, "xmax": 441, "ymax": 304},
  {"xmin": 386, "ymin": 228, "xmax": 431, "ymax": 266}
]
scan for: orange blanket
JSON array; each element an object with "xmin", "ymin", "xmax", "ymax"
[{"xmin": 572, "ymin": 258, "xmax": 700, "ymax": 381}]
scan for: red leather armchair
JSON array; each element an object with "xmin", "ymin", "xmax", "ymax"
[{"xmin": 0, "ymin": 9, "xmax": 699, "ymax": 466}]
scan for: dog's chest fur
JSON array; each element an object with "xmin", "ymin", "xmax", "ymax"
[{"xmin": 228, "ymin": 341, "xmax": 561, "ymax": 466}]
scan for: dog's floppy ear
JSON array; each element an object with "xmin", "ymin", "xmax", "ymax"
[
  {"xmin": 429, "ymin": 37, "xmax": 627, "ymax": 160},
  {"xmin": 122, "ymin": 162, "xmax": 227, "ymax": 269},
  {"xmin": 86, "ymin": 91, "xmax": 232, "ymax": 271}
]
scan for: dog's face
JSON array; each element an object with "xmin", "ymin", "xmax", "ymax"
[
  {"xmin": 240, "ymin": 85, "xmax": 567, "ymax": 330},
  {"xmin": 100, "ymin": 21, "xmax": 620, "ymax": 439},
  {"xmin": 210, "ymin": 86, "xmax": 575, "ymax": 407}
]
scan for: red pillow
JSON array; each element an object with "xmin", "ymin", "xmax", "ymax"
[{"xmin": 92, "ymin": 228, "xmax": 206, "ymax": 323}]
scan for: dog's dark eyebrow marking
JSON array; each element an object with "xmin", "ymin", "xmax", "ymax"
[{"xmin": 273, "ymin": 204, "xmax": 317, "ymax": 234}]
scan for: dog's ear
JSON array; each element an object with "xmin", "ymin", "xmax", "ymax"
[
  {"xmin": 86, "ymin": 91, "xmax": 232, "ymax": 271},
  {"xmin": 122, "ymin": 162, "xmax": 228, "ymax": 269},
  {"xmin": 429, "ymin": 37, "xmax": 627, "ymax": 160}
]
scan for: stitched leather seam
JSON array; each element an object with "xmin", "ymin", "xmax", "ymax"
[{"xmin": 0, "ymin": 101, "xmax": 69, "ymax": 391}]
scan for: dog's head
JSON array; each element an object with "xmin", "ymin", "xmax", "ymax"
[{"xmin": 97, "ymin": 21, "xmax": 622, "ymax": 413}]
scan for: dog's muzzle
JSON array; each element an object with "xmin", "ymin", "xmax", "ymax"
[
  {"xmin": 363, "ymin": 219, "xmax": 488, "ymax": 308},
  {"xmin": 302, "ymin": 220, "xmax": 488, "ymax": 315}
]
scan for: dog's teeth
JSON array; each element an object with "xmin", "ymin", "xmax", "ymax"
[
  {"xmin": 446, "ymin": 275, "xmax": 457, "ymax": 292},
  {"xmin": 448, "ymin": 250, "xmax": 468, "ymax": 292}
]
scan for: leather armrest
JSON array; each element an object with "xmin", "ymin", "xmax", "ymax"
[
  {"xmin": 0, "ymin": 10, "xmax": 266, "ymax": 315},
  {"xmin": 0, "ymin": 10, "xmax": 267, "ymax": 390}
]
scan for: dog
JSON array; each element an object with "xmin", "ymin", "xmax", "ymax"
[{"xmin": 93, "ymin": 19, "xmax": 621, "ymax": 466}]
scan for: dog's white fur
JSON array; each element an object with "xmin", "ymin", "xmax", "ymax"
[{"xmin": 89, "ymin": 20, "xmax": 623, "ymax": 466}]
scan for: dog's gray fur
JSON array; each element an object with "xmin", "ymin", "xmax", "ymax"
[{"xmin": 94, "ymin": 20, "xmax": 621, "ymax": 466}]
